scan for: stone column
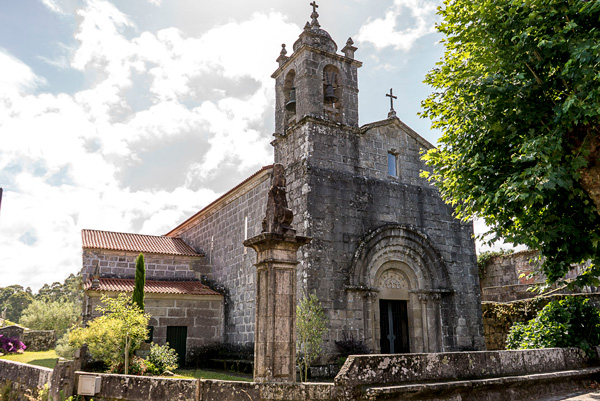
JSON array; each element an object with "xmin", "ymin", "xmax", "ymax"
[
  {"xmin": 244, "ymin": 233, "xmax": 310, "ymax": 382},
  {"xmin": 243, "ymin": 163, "xmax": 310, "ymax": 383}
]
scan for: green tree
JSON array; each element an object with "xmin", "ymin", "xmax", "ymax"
[
  {"xmin": 506, "ymin": 297, "xmax": 600, "ymax": 356},
  {"xmin": 132, "ymin": 253, "xmax": 145, "ymax": 312},
  {"xmin": 421, "ymin": 0, "xmax": 600, "ymax": 286},
  {"xmin": 296, "ymin": 292, "xmax": 328, "ymax": 382},
  {"xmin": 19, "ymin": 299, "xmax": 80, "ymax": 338},
  {"xmin": 37, "ymin": 273, "xmax": 83, "ymax": 305},
  {"xmin": 0, "ymin": 285, "xmax": 34, "ymax": 322},
  {"xmin": 69, "ymin": 293, "xmax": 149, "ymax": 373}
]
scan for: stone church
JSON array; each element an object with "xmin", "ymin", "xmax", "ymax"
[{"xmin": 81, "ymin": 6, "xmax": 485, "ymax": 364}]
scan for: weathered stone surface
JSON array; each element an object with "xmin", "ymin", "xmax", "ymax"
[{"xmin": 22, "ymin": 330, "xmax": 56, "ymax": 352}]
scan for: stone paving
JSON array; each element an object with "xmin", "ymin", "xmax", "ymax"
[{"xmin": 538, "ymin": 389, "xmax": 600, "ymax": 400}]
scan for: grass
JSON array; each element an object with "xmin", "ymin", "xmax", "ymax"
[
  {"xmin": 0, "ymin": 350, "xmax": 58, "ymax": 369},
  {"xmin": 173, "ymin": 369, "xmax": 253, "ymax": 382}
]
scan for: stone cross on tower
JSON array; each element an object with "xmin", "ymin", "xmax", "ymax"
[
  {"xmin": 244, "ymin": 164, "xmax": 311, "ymax": 383},
  {"xmin": 386, "ymin": 88, "xmax": 398, "ymax": 118},
  {"xmin": 309, "ymin": 1, "xmax": 320, "ymax": 28}
]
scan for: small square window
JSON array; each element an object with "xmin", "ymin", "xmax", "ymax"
[{"xmin": 388, "ymin": 153, "xmax": 398, "ymax": 176}]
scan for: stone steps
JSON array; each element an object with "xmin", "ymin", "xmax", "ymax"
[{"xmin": 360, "ymin": 367, "xmax": 600, "ymax": 401}]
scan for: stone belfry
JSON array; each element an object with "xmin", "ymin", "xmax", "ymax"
[{"xmin": 272, "ymin": 2, "xmax": 361, "ymax": 136}]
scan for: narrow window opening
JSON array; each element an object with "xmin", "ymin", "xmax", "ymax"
[{"xmin": 388, "ymin": 152, "xmax": 398, "ymax": 176}]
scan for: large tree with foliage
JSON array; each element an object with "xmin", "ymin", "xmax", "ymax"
[
  {"xmin": 36, "ymin": 273, "xmax": 83, "ymax": 305},
  {"xmin": 0, "ymin": 285, "xmax": 34, "ymax": 323},
  {"xmin": 422, "ymin": 0, "xmax": 600, "ymax": 285},
  {"xmin": 19, "ymin": 299, "xmax": 80, "ymax": 338},
  {"xmin": 69, "ymin": 294, "xmax": 149, "ymax": 373}
]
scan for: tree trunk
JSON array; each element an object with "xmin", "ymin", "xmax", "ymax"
[
  {"xmin": 580, "ymin": 164, "xmax": 600, "ymax": 215},
  {"xmin": 124, "ymin": 335, "xmax": 130, "ymax": 375}
]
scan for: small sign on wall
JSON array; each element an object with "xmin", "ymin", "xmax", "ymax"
[{"xmin": 77, "ymin": 375, "xmax": 101, "ymax": 396}]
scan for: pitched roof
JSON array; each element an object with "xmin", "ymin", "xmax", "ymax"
[
  {"xmin": 84, "ymin": 277, "xmax": 221, "ymax": 296},
  {"xmin": 81, "ymin": 229, "xmax": 203, "ymax": 257},
  {"xmin": 166, "ymin": 165, "xmax": 273, "ymax": 237}
]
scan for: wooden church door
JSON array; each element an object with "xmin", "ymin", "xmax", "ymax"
[{"xmin": 379, "ymin": 300, "xmax": 409, "ymax": 353}]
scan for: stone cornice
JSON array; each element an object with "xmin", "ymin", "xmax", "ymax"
[{"xmin": 271, "ymin": 45, "xmax": 362, "ymax": 79}]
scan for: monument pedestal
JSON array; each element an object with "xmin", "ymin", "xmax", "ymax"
[{"xmin": 244, "ymin": 232, "xmax": 310, "ymax": 383}]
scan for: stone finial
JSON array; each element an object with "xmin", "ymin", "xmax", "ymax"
[
  {"xmin": 304, "ymin": 21, "xmax": 311, "ymax": 31},
  {"xmin": 276, "ymin": 44, "xmax": 289, "ymax": 66},
  {"xmin": 309, "ymin": 1, "xmax": 321, "ymax": 28},
  {"xmin": 261, "ymin": 164, "xmax": 295, "ymax": 237},
  {"xmin": 342, "ymin": 37, "xmax": 358, "ymax": 59}
]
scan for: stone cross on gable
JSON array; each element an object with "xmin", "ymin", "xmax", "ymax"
[
  {"xmin": 310, "ymin": 1, "xmax": 318, "ymax": 13},
  {"xmin": 386, "ymin": 88, "xmax": 398, "ymax": 118}
]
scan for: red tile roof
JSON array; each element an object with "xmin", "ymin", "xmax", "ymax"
[
  {"xmin": 82, "ymin": 229, "xmax": 203, "ymax": 257},
  {"xmin": 85, "ymin": 277, "xmax": 221, "ymax": 296}
]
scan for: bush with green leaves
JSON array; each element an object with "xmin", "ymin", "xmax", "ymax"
[
  {"xmin": 147, "ymin": 342, "xmax": 178, "ymax": 374},
  {"xmin": 506, "ymin": 297, "xmax": 600, "ymax": 356},
  {"xmin": 69, "ymin": 293, "xmax": 149, "ymax": 369}
]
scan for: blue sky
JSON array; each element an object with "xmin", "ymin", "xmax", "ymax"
[{"xmin": 0, "ymin": 0, "xmax": 500, "ymax": 291}]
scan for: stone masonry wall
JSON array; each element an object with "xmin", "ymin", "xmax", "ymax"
[
  {"xmin": 22, "ymin": 330, "xmax": 56, "ymax": 352},
  {"xmin": 169, "ymin": 171, "xmax": 271, "ymax": 344},
  {"xmin": 275, "ymin": 118, "xmax": 484, "ymax": 358},
  {"xmin": 81, "ymin": 249, "xmax": 200, "ymax": 284},
  {"xmin": 86, "ymin": 293, "xmax": 224, "ymax": 353}
]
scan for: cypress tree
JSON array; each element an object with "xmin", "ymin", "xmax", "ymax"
[{"xmin": 132, "ymin": 253, "xmax": 145, "ymax": 311}]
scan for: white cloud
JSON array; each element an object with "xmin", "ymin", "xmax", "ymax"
[
  {"xmin": 0, "ymin": 50, "xmax": 46, "ymax": 95},
  {"xmin": 0, "ymin": 1, "xmax": 300, "ymax": 291},
  {"xmin": 356, "ymin": 0, "xmax": 441, "ymax": 51}
]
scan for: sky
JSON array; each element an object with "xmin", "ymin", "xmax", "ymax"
[{"xmin": 0, "ymin": 0, "xmax": 504, "ymax": 292}]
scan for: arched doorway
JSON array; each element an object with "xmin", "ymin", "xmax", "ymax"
[{"xmin": 347, "ymin": 225, "xmax": 451, "ymax": 353}]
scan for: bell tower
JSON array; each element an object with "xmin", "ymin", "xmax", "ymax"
[{"xmin": 271, "ymin": 2, "xmax": 361, "ymax": 136}]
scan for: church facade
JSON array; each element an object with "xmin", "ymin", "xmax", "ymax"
[{"xmin": 82, "ymin": 7, "xmax": 485, "ymax": 363}]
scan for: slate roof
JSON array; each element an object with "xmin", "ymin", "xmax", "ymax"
[
  {"xmin": 81, "ymin": 229, "xmax": 203, "ymax": 257},
  {"xmin": 84, "ymin": 277, "xmax": 221, "ymax": 296}
]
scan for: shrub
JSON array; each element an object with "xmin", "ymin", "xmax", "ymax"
[
  {"xmin": 147, "ymin": 343, "xmax": 178, "ymax": 374},
  {"xmin": 69, "ymin": 294, "xmax": 149, "ymax": 369},
  {"xmin": 55, "ymin": 332, "xmax": 77, "ymax": 359},
  {"xmin": 334, "ymin": 331, "xmax": 370, "ymax": 366},
  {"xmin": 506, "ymin": 297, "xmax": 600, "ymax": 356},
  {"xmin": 0, "ymin": 334, "xmax": 26, "ymax": 354},
  {"xmin": 109, "ymin": 356, "xmax": 151, "ymax": 376}
]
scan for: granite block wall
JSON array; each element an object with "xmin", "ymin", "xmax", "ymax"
[
  {"xmin": 170, "ymin": 170, "xmax": 271, "ymax": 344},
  {"xmin": 86, "ymin": 293, "xmax": 224, "ymax": 354},
  {"xmin": 81, "ymin": 249, "xmax": 201, "ymax": 284}
]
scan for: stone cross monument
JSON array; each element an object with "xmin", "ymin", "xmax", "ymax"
[{"xmin": 244, "ymin": 163, "xmax": 311, "ymax": 382}]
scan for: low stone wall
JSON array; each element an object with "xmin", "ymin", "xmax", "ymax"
[
  {"xmin": 334, "ymin": 348, "xmax": 589, "ymax": 388},
  {"xmin": 22, "ymin": 330, "xmax": 56, "ymax": 352},
  {"xmin": 0, "ymin": 359, "xmax": 53, "ymax": 400},
  {"xmin": 0, "ymin": 325, "xmax": 24, "ymax": 339},
  {"xmin": 482, "ymin": 294, "xmax": 600, "ymax": 350},
  {"xmin": 1, "ymin": 348, "xmax": 597, "ymax": 401}
]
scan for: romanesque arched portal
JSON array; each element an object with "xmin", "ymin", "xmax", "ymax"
[{"xmin": 346, "ymin": 224, "xmax": 452, "ymax": 353}]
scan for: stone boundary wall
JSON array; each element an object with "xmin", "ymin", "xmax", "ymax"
[
  {"xmin": 0, "ymin": 325, "xmax": 24, "ymax": 339},
  {"xmin": 334, "ymin": 348, "xmax": 589, "ymax": 388},
  {"xmin": 1, "ymin": 348, "xmax": 597, "ymax": 401},
  {"xmin": 22, "ymin": 330, "xmax": 56, "ymax": 352},
  {"xmin": 482, "ymin": 293, "xmax": 600, "ymax": 350},
  {"xmin": 0, "ymin": 359, "xmax": 53, "ymax": 400}
]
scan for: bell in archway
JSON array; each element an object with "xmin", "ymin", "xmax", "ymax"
[
  {"xmin": 324, "ymin": 84, "xmax": 338, "ymax": 104},
  {"xmin": 324, "ymin": 71, "xmax": 338, "ymax": 104},
  {"xmin": 285, "ymin": 87, "xmax": 296, "ymax": 112}
]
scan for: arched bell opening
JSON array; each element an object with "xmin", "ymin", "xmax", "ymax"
[
  {"xmin": 322, "ymin": 65, "xmax": 342, "ymax": 123},
  {"xmin": 283, "ymin": 70, "xmax": 296, "ymax": 130}
]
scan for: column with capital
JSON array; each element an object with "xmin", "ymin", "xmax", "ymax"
[{"xmin": 244, "ymin": 164, "xmax": 311, "ymax": 382}]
